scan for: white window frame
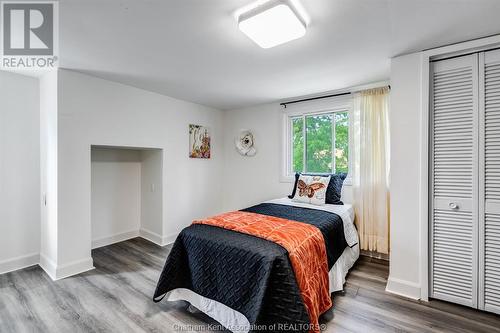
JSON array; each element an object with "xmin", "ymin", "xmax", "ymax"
[{"xmin": 280, "ymin": 95, "xmax": 353, "ymax": 184}]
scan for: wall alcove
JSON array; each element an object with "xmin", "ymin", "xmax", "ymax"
[{"xmin": 90, "ymin": 146, "xmax": 163, "ymax": 250}]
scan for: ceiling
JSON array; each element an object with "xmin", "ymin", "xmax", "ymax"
[{"xmin": 59, "ymin": 0, "xmax": 500, "ymax": 110}]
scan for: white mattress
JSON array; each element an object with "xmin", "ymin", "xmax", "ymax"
[{"xmin": 163, "ymin": 199, "xmax": 360, "ymax": 333}]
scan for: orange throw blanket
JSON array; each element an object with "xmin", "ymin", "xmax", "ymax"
[{"xmin": 193, "ymin": 211, "xmax": 332, "ymax": 331}]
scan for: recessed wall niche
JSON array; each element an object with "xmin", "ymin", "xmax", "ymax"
[{"xmin": 90, "ymin": 146, "xmax": 163, "ymax": 250}]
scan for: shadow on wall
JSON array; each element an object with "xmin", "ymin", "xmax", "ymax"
[{"xmin": 90, "ymin": 146, "xmax": 163, "ymax": 251}]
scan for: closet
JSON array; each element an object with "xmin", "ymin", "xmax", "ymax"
[{"xmin": 430, "ymin": 49, "xmax": 500, "ymax": 313}]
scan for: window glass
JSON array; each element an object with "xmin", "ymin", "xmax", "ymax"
[
  {"xmin": 305, "ymin": 114, "xmax": 333, "ymax": 173},
  {"xmin": 292, "ymin": 117, "xmax": 304, "ymax": 173},
  {"xmin": 334, "ymin": 111, "xmax": 349, "ymax": 173},
  {"xmin": 290, "ymin": 111, "xmax": 349, "ymax": 175}
]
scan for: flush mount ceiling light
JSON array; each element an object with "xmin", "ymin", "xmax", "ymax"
[{"xmin": 237, "ymin": 0, "xmax": 307, "ymax": 49}]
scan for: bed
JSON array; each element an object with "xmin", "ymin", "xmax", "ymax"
[{"xmin": 153, "ymin": 194, "xmax": 359, "ymax": 333}]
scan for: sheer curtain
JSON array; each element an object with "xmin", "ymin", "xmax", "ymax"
[{"xmin": 351, "ymin": 87, "xmax": 390, "ymax": 254}]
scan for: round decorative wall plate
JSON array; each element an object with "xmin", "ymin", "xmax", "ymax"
[{"xmin": 235, "ymin": 130, "xmax": 256, "ymax": 156}]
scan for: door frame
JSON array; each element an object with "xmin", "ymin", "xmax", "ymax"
[{"xmin": 419, "ymin": 35, "xmax": 500, "ymax": 301}]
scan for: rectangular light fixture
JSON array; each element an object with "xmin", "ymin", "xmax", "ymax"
[{"xmin": 238, "ymin": 0, "xmax": 307, "ymax": 49}]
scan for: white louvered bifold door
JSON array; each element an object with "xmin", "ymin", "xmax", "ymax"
[
  {"xmin": 430, "ymin": 54, "xmax": 479, "ymax": 308},
  {"xmin": 480, "ymin": 49, "xmax": 500, "ymax": 314}
]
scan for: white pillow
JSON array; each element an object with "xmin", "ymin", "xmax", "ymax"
[{"xmin": 292, "ymin": 175, "xmax": 331, "ymax": 206}]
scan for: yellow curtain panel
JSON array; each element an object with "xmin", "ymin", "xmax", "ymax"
[{"xmin": 352, "ymin": 87, "xmax": 390, "ymax": 254}]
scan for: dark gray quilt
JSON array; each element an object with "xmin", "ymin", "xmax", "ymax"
[{"xmin": 153, "ymin": 203, "xmax": 353, "ymax": 332}]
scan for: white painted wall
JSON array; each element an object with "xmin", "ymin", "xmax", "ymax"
[
  {"xmin": 56, "ymin": 69, "xmax": 224, "ymax": 278},
  {"xmin": 386, "ymin": 52, "xmax": 424, "ymax": 299},
  {"xmin": 39, "ymin": 71, "xmax": 60, "ymax": 278},
  {"xmin": 141, "ymin": 149, "xmax": 163, "ymax": 238},
  {"xmin": 222, "ymin": 103, "xmax": 352, "ymax": 211},
  {"xmin": 0, "ymin": 71, "xmax": 40, "ymax": 274},
  {"xmin": 222, "ymin": 103, "xmax": 290, "ymax": 211},
  {"xmin": 91, "ymin": 148, "xmax": 142, "ymax": 248}
]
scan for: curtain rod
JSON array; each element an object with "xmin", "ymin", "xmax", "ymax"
[{"xmin": 280, "ymin": 85, "xmax": 391, "ymax": 108}]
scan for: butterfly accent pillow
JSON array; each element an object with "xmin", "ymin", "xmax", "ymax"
[{"xmin": 292, "ymin": 175, "xmax": 331, "ymax": 206}]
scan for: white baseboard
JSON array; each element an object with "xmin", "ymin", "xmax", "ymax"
[
  {"xmin": 139, "ymin": 228, "xmax": 163, "ymax": 245},
  {"xmin": 3, "ymin": 228, "xmax": 175, "ymax": 278},
  {"xmin": 140, "ymin": 228, "xmax": 177, "ymax": 246},
  {"xmin": 0, "ymin": 253, "xmax": 39, "ymax": 275},
  {"xmin": 40, "ymin": 254, "xmax": 94, "ymax": 281},
  {"xmin": 360, "ymin": 250, "xmax": 389, "ymax": 261},
  {"xmin": 55, "ymin": 257, "xmax": 94, "ymax": 280},
  {"xmin": 161, "ymin": 232, "xmax": 178, "ymax": 245},
  {"xmin": 92, "ymin": 230, "xmax": 140, "ymax": 249},
  {"xmin": 39, "ymin": 253, "xmax": 57, "ymax": 280},
  {"xmin": 386, "ymin": 276, "xmax": 421, "ymax": 300}
]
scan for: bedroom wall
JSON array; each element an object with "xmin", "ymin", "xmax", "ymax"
[
  {"xmin": 140, "ymin": 149, "xmax": 163, "ymax": 239},
  {"xmin": 55, "ymin": 69, "xmax": 224, "ymax": 278},
  {"xmin": 222, "ymin": 103, "xmax": 353, "ymax": 211},
  {"xmin": 39, "ymin": 71, "xmax": 60, "ymax": 277},
  {"xmin": 386, "ymin": 52, "xmax": 424, "ymax": 300},
  {"xmin": 91, "ymin": 148, "xmax": 142, "ymax": 248},
  {"xmin": 0, "ymin": 71, "xmax": 40, "ymax": 274}
]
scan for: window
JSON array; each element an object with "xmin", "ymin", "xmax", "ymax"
[{"xmin": 286, "ymin": 108, "xmax": 350, "ymax": 177}]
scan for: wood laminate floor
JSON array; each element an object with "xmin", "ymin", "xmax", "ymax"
[{"xmin": 1, "ymin": 237, "xmax": 499, "ymax": 333}]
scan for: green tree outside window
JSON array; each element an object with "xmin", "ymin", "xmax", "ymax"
[
  {"xmin": 334, "ymin": 112, "xmax": 349, "ymax": 173},
  {"xmin": 291, "ymin": 111, "xmax": 349, "ymax": 174},
  {"xmin": 292, "ymin": 117, "xmax": 304, "ymax": 173}
]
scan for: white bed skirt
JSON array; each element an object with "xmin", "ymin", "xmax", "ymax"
[{"xmin": 163, "ymin": 243, "xmax": 360, "ymax": 333}]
